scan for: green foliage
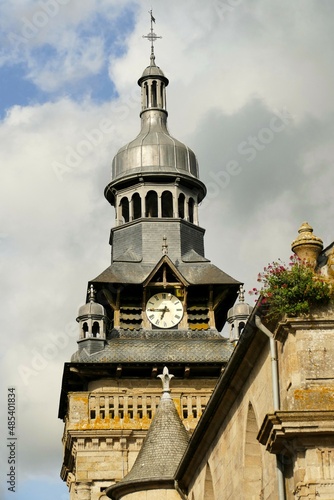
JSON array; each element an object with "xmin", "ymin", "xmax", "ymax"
[{"xmin": 250, "ymin": 255, "xmax": 332, "ymax": 319}]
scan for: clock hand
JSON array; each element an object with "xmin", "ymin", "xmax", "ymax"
[
  {"xmin": 147, "ymin": 307, "xmax": 170, "ymax": 312},
  {"xmin": 160, "ymin": 305, "xmax": 169, "ymax": 320}
]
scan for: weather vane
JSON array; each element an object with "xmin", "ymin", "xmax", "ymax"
[{"xmin": 142, "ymin": 9, "xmax": 162, "ymax": 65}]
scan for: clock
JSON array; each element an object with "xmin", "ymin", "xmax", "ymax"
[{"xmin": 146, "ymin": 292, "xmax": 184, "ymax": 328}]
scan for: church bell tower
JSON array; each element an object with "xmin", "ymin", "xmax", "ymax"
[{"xmin": 59, "ymin": 13, "xmax": 240, "ymax": 500}]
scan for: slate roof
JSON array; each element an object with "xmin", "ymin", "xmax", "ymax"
[
  {"xmin": 71, "ymin": 335, "xmax": 234, "ymax": 363},
  {"xmin": 106, "ymin": 379, "xmax": 189, "ymax": 499},
  {"xmin": 91, "ymin": 261, "xmax": 240, "ymax": 286}
]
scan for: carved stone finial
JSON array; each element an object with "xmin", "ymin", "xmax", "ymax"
[
  {"xmin": 291, "ymin": 222, "xmax": 323, "ymax": 268},
  {"xmin": 158, "ymin": 366, "xmax": 174, "ymax": 398}
]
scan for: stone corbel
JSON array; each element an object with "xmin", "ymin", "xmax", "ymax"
[{"xmin": 258, "ymin": 410, "xmax": 334, "ymax": 454}]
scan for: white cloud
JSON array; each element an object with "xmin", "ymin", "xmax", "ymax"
[
  {"xmin": 1, "ymin": 0, "xmax": 139, "ymax": 92},
  {"xmin": 26, "ymin": 35, "xmax": 105, "ymax": 91}
]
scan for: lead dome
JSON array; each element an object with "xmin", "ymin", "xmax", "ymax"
[
  {"xmin": 108, "ymin": 57, "xmax": 203, "ymax": 194},
  {"xmin": 77, "ymin": 285, "xmax": 106, "ymax": 319}
]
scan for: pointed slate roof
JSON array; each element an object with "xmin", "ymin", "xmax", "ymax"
[{"xmin": 106, "ymin": 367, "xmax": 189, "ymax": 499}]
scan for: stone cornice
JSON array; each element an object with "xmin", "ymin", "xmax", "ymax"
[
  {"xmin": 274, "ymin": 311, "xmax": 334, "ymax": 343},
  {"xmin": 64, "ymin": 428, "xmax": 146, "ymax": 451},
  {"xmin": 258, "ymin": 410, "xmax": 334, "ymax": 453}
]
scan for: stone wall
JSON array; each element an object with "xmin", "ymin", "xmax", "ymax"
[
  {"xmin": 259, "ymin": 313, "xmax": 334, "ymax": 498},
  {"xmin": 186, "ymin": 336, "xmax": 279, "ymax": 499},
  {"xmin": 62, "ymin": 377, "xmax": 216, "ymax": 500},
  {"xmin": 186, "ymin": 311, "xmax": 334, "ymax": 499}
]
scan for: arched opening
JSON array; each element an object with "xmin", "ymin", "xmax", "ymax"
[
  {"xmin": 203, "ymin": 464, "xmax": 215, "ymax": 500},
  {"xmin": 92, "ymin": 321, "xmax": 100, "ymax": 338},
  {"xmin": 160, "ymin": 83, "xmax": 164, "ymax": 108},
  {"xmin": 188, "ymin": 198, "xmax": 195, "ymax": 223},
  {"xmin": 144, "ymin": 82, "xmax": 149, "ymax": 108},
  {"xmin": 162, "ymin": 191, "xmax": 173, "ymax": 217},
  {"xmin": 239, "ymin": 321, "xmax": 246, "ymax": 336},
  {"xmin": 132, "ymin": 193, "xmax": 141, "ymax": 220},
  {"xmin": 151, "ymin": 80, "xmax": 157, "ymax": 107},
  {"xmin": 120, "ymin": 197, "xmax": 129, "ymax": 223},
  {"xmin": 82, "ymin": 322, "xmax": 89, "ymax": 338},
  {"xmin": 244, "ymin": 403, "xmax": 262, "ymax": 497},
  {"xmin": 178, "ymin": 193, "xmax": 185, "ymax": 219},
  {"xmin": 145, "ymin": 191, "xmax": 158, "ymax": 217}
]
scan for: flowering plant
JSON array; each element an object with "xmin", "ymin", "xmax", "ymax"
[{"xmin": 250, "ymin": 255, "xmax": 332, "ymax": 319}]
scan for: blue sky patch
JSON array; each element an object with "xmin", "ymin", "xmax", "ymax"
[
  {"xmin": 0, "ymin": 64, "xmax": 46, "ymax": 118},
  {"xmin": 0, "ymin": 3, "xmax": 138, "ymax": 115}
]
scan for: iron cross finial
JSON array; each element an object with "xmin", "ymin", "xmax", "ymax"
[{"xmin": 142, "ymin": 9, "xmax": 162, "ymax": 65}]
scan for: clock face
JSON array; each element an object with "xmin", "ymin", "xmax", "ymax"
[{"xmin": 146, "ymin": 292, "xmax": 183, "ymax": 328}]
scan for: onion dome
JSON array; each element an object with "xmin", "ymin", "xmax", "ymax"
[
  {"xmin": 110, "ymin": 57, "xmax": 200, "ymax": 182},
  {"xmin": 111, "ymin": 111, "xmax": 200, "ymax": 182},
  {"xmin": 105, "ymin": 13, "xmax": 206, "ymax": 206},
  {"xmin": 77, "ymin": 284, "xmax": 105, "ymax": 318},
  {"xmin": 291, "ymin": 222, "xmax": 323, "ymax": 268},
  {"xmin": 105, "ymin": 53, "xmax": 206, "ymax": 205},
  {"xmin": 227, "ymin": 286, "xmax": 253, "ymax": 343}
]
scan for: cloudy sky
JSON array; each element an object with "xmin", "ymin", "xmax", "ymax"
[{"xmin": 1, "ymin": 1, "xmax": 334, "ymax": 498}]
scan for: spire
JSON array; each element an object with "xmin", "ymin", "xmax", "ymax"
[
  {"xmin": 139, "ymin": 11, "xmax": 167, "ymax": 114},
  {"xmin": 142, "ymin": 9, "xmax": 162, "ymax": 66},
  {"xmin": 106, "ymin": 367, "xmax": 189, "ymax": 499}
]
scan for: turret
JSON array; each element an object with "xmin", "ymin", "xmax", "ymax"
[
  {"xmin": 76, "ymin": 285, "xmax": 107, "ymax": 354},
  {"xmin": 227, "ymin": 286, "xmax": 253, "ymax": 343}
]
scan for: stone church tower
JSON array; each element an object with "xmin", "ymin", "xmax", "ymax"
[{"xmin": 58, "ymin": 18, "xmax": 240, "ymax": 500}]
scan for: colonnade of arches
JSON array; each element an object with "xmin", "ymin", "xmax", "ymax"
[
  {"xmin": 141, "ymin": 79, "xmax": 166, "ymax": 110},
  {"xmin": 81, "ymin": 321, "xmax": 101, "ymax": 339},
  {"xmin": 117, "ymin": 190, "xmax": 197, "ymax": 225}
]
